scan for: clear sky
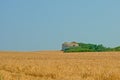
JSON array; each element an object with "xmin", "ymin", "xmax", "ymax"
[{"xmin": 0, "ymin": 0, "xmax": 120, "ymax": 51}]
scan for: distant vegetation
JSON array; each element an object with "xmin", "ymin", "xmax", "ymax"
[{"xmin": 64, "ymin": 43, "xmax": 120, "ymax": 52}]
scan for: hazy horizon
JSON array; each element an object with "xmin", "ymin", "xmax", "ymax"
[{"xmin": 1, "ymin": 0, "xmax": 120, "ymax": 51}]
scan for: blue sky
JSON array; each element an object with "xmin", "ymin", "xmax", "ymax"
[{"xmin": 0, "ymin": 0, "xmax": 120, "ymax": 51}]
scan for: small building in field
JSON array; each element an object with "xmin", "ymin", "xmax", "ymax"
[{"xmin": 62, "ymin": 41, "xmax": 79, "ymax": 51}]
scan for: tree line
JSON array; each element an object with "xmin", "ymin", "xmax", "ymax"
[{"xmin": 64, "ymin": 43, "xmax": 120, "ymax": 52}]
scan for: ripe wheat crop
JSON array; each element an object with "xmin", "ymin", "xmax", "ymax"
[{"xmin": 0, "ymin": 51, "xmax": 120, "ymax": 80}]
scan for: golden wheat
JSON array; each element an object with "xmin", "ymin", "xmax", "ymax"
[{"xmin": 0, "ymin": 51, "xmax": 120, "ymax": 80}]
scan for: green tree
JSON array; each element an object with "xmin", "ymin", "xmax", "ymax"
[{"xmin": 63, "ymin": 42, "xmax": 120, "ymax": 52}]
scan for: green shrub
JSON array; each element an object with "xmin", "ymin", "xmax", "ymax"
[{"xmin": 64, "ymin": 42, "xmax": 120, "ymax": 52}]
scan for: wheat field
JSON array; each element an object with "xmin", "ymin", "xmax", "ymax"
[{"xmin": 0, "ymin": 51, "xmax": 120, "ymax": 80}]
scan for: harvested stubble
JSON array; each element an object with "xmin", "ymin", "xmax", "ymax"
[{"xmin": 0, "ymin": 51, "xmax": 120, "ymax": 80}]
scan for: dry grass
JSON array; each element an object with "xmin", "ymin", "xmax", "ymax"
[{"xmin": 0, "ymin": 51, "xmax": 120, "ymax": 80}]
